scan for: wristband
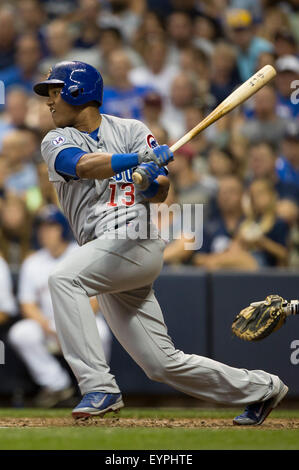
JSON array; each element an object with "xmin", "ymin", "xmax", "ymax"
[
  {"xmin": 141, "ymin": 180, "xmax": 160, "ymax": 198},
  {"xmin": 111, "ymin": 153, "xmax": 139, "ymax": 174}
]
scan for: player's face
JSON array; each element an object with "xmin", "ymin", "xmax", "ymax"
[{"xmin": 47, "ymin": 85, "xmax": 79, "ymax": 128}]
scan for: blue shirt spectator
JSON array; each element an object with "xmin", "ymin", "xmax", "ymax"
[
  {"xmin": 101, "ymin": 85, "xmax": 153, "ymax": 120},
  {"xmin": 276, "ymin": 157, "xmax": 299, "ymax": 188},
  {"xmin": 226, "ymin": 9, "xmax": 274, "ymax": 81}
]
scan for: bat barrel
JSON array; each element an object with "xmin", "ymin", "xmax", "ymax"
[{"xmin": 132, "ymin": 65, "xmax": 277, "ymax": 186}]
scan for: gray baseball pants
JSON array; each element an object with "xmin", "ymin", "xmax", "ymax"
[{"xmin": 48, "ymin": 235, "xmax": 281, "ymax": 404}]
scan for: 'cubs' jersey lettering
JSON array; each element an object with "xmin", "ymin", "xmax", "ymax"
[{"xmin": 41, "ymin": 114, "xmax": 157, "ymax": 245}]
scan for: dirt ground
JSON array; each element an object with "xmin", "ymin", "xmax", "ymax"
[{"xmin": 0, "ymin": 417, "xmax": 298, "ymax": 429}]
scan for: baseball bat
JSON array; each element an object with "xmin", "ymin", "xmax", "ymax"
[{"xmin": 132, "ymin": 64, "xmax": 277, "ymax": 185}]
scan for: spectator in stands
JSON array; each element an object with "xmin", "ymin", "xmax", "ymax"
[
  {"xmin": 168, "ymin": 143, "xmax": 217, "ymax": 208},
  {"xmin": 193, "ymin": 15, "xmax": 216, "ymax": 57},
  {"xmin": 141, "ymin": 92, "xmax": 163, "ymax": 131},
  {"xmin": 166, "ymin": 11, "xmax": 194, "ymax": 63},
  {"xmin": 40, "ymin": 0, "xmax": 77, "ymax": 20},
  {"xmin": 2, "ymin": 130, "xmax": 38, "ymax": 196},
  {"xmin": 8, "ymin": 205, "xmax": 111, "ymax": 407},
  {"xmin": 73, "ymin": 0, "xmax": 102, "ymax": 49},
  {"xmin": 193, "ymin": 175, "xmax": 244, "ymax": 266},
  {"xmin": 0, "ymin": 158, "xmax": 8, "ymax": 210},
  {"xmin": 240, "ymin": 85, "xmax": 291, "ymax": 149},
  {"xmin": 40, "ymin": 19, "xmax": 98, "ymax": 73},
  {"xmin": 274, "ymin": 30, "xmax": 297, "ymax": 58},
  {"xmin": 161, "ymin": 72, "xmax": 198, "ymax": 140},
  {"xmin": 209, "ymin": 42, "xmax": 241, "ymax": 107},
  {"xmin": 0, "ymin": 88, "xmax": 30, "ymax": 148},
  {"xmin": 276, "ymin": 123, "xmax": 299, "ymax": 188},
  {"xmin": 226, "ymin": 9, "xmax": 273, "ymax": 81},
  {"xmin": 258, "ymin": 7, "xmax": 290, "ymax": 44},
  {"xmin": 236, "ymin": 179, "xmax": 289, "ymax": 267},
  {"xmin": 132, "ymin": 10, "xmax": 165, "ymax": 56},
  {"xmin": 100, "ymin": 49, "xmax": 152, "ymax": 120},
  {"xmin": 184, "ymin": 106, "xmax": 210, "ymax": 162},
  {"xmin": 0, "ymin": 5, "xmax": 17, "ymax": 71},
  {"xmin": 99, "ymin": 0, "xmax": 145, "ymax": 42},
  {"xmin": 194, "ymin": 178, "xmax": 289, "ymax": 269},
  {"xmin": 17, "ymin": 0, "xmax": 48, "ymax": 56},
  {"xmin": 26, "ymin": 97, "xmax": 54, "ymax": 138},
  {"xmin": 208, "ymin": 147, "xmax": 238, "ymax": 180},
  {"xmin": 247, "ymin": 141, "xmax": 299, "ymax": 203},
  {"xmin": 157, "ymin": 185, "xmax": 196, "ymax": 266},
  {"xmin": 0, "ymin": 195, "xmax": 33, "ymax": 280},
  {"xmin": 98, "ymin": 27, "xmax": 143, "ymax": 75},
  {"xmin": 0, "ymin": 34, "xmax": 41, "ymax": 93},
  {"xmin": 0, "ymin": 256, "xmax": 17, "ymax": 326},
  {"xmin": 275, "ymin": 55, "xmax": 299, "ymax": 120},
  {"xmin": 130, "ymin": 36, "xmax": 179, "ymax": 99}
]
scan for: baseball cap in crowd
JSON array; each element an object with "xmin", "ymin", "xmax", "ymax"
[
  {"xmin": 274, "ymin": 31, "xmax": 296, "ymax": 46},
  {"xmin": 226, "ymin": 9, "xmax": 252, "ymax": 30},
  {"xmin": 175, "ymin": 144, "xmax": 195, "ymax": 161},
  {"xmin": 276, "ymin": 55, "xmax": 299, "ymax": 74},
  {"xmin": 283, "ymin": 121, "xmax": 299, "ymax": 141}
]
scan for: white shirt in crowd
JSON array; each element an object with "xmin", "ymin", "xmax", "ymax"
[
  {"xmin": 0, "ymin": 257, "xmax": 17, "ymax": 316},
  {"xmin": 18, "ymin": 243, "xmax": 79, "ymax": 321}
]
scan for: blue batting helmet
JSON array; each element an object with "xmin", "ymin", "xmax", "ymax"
[
  {"xmin": 36, "ymin": 205, "xmax": 72, "ymax": 240},
  {"xmin": 33, "ymin": 61, "xmax": 104, "ymax": 106}
]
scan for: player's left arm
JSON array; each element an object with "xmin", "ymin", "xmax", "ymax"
[{"xmin": 145, "ymin": 174, "xmax": 169, "ymax": 203}]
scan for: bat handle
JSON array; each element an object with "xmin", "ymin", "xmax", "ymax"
[{"xmin": 132, "ymin": 170, "xmax": 143, "ymax": 185}]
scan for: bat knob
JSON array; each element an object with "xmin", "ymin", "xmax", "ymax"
[{"xmin": 132, "ymin": 171, "xmax": 143, "ymax": 185}]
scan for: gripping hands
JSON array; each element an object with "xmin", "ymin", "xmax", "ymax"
[
  {"xmin": 134, "ymin": 161, "xmax": 162, "ymax": 191},
  {"xmin": 138, "ymin": 144, "xmax": 173, "ymax": 167}
]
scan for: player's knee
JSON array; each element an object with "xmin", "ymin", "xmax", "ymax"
[
  {"xmin": 48, "ymin": 269, "xmax": 71, "ymax": 291},
  {"xmin": 144, "ymin": 362, "xmax": 167, "ymax": 382},
  {"xmin": 8, "ymin": 319, "xmax": 43, "ymax": 348}
]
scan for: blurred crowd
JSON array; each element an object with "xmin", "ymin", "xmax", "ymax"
[{"xmin": 0, "ymin": 0, "xmax": 298, "ymax": 405}]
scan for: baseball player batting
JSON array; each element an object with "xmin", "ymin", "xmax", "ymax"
[{"xmin": 34, "ymin": 61, "xmax": 288, "ymax": 425}]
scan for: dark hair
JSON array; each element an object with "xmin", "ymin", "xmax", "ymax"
[{"xmin": 248, "ymin": 140, "xmax": 277, "ymax": 155}]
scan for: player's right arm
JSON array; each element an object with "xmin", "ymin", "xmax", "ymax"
[{"xmin": 41, "ymin": 130, "xmax": 173, "ymax": 182}]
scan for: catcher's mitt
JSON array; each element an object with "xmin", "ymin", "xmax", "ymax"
[{"xmin": 231, "ymin": 294, "xmax": 299, "ymax": 341}]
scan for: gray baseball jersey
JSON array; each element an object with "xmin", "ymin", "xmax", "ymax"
[
  {"xmin": 41, "ymin": 114, "xmax": 157, "ymax": 246},
  {"xmin": 43, "ymin": 113, "xmax": 281, "ymax": 406}
]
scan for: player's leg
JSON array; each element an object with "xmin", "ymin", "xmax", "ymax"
[
  {"xmin": 48, "ymin": 236, "xmax": 164, "ymax": 397},
  {"xmin": 95, "ymin": 314, "xmax": 112, "ymax": 363},
  {"xmin": 99, "ymin": 286, "xmax": 283, "ymax": 407},
  {"xmin": 8, "ymin": 319, "xmax": 72, "ymax": 396}
]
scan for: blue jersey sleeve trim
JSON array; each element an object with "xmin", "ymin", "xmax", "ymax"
[
  {"xmin": 55, "ymin": 147, "xmax": 87, "ymax": 179},
  {"xmin": 141, "ymin": 180, "xmax": 160, "ymax": 198},
  {"xmin": 111, "ymin": 153, "xmax": 139, "ymax": 174},
  {"xmin": 159, "ymin": 166, "xmax": 168, "ymax": 176}
]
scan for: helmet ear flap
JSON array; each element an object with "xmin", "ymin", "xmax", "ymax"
[{"xmin": 68, "ymin": 85, "xmax": 84, "ymax": 98}]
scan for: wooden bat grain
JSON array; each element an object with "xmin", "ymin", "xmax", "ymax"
[{"xmin": 132, "ymin": 65, "xmax": 276, "ymax": 185}]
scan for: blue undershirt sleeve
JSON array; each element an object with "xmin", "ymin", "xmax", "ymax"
[{"xmin": 55, "ymin": 147, "xmax": 87, "ymax": 179}]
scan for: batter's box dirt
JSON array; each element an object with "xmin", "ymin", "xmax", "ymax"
[{"xmin": 0, "ymin": 417, "xmax": 298, "ymax": 429}]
